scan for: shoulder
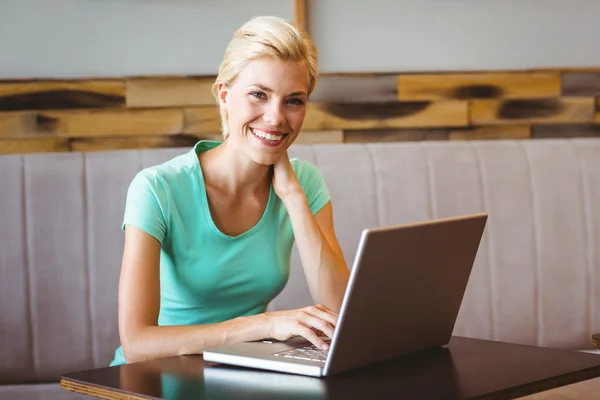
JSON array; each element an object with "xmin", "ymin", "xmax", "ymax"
[
  {"xmin": 129, "ymin": 149, "xmax": 196, "ymax": 195},
  {"xmin": 122, "ymin": 149, "xmax": 197, "ymax": 239},
  {"xmin": 290, "ymin": 157, "xmax": 331, "ymax": 214},
  {"xmin": 290, "ymin": 157, "xmax": 324, "ymax": 183}
]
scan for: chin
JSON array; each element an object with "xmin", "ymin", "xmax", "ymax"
[
  {"xmin": 247, "ymin": 149, "xmax": 281, "ymax": 166},
  {"xmin": 244, "ymin": 131, "xmax": 293, "ymax": 165}
]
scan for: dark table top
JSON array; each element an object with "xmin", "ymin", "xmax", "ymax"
[{"xmin": 61, "ymin": 336, "xmax": 600, "ymax": 400}]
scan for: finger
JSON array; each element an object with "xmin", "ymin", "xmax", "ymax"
[
  {"xmin": 298, "ymin": 313, "xmax": 335, "ymax": 340},
  {"xmin": 297, "ymin": 325, "xmax": 330, "ymax": 351},
  {"xmin": 315, "ymin": 303, "xmax": 339, "ymax": 316},
  {"xmin": 311, "ymin": 328, "xmax": 324, "ymax": 337},
  {"xmin": 304, "ymin": 305, "xmax": 338, "ymax": 328}
]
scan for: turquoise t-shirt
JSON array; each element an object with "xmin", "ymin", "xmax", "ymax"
[{"xmin": 110, "ymin": 140, "xmax": 330, "ymax": 366}]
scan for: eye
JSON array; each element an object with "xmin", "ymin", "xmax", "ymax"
[
  {"xmin": 250, "ymin": 91, "xmax": 266, "ymax": 99},
  {"xmin": 287, "ymin": 98, "xmax": 305, "ymax": 106}
]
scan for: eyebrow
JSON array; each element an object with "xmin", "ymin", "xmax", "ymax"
[{"xmin": 250, "ymin": 83, "xmax": 307, "ymax": 97}]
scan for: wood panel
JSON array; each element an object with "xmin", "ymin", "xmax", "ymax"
[
  {"xmin": 0, "ymin": 109, "xmax": 183, "ymax": 137},
  {"xmin": 126, "ymin": 78, "xmax": 215, "ymax": 108},
  {"xmin": 539, "ymin": 67, "xmax": 600, "ymax": 73},
  {"xmin": 470, "ymin": 98, "xmax": 595, "ymax": 125},
  {"xmin": 295, "ymin": 130, "xmax": 344, "ymax": 144},
  {"xmin": 303, "ymin": 101, "xmax": 468, "ymax": 130},
  {"xmin": 0, "ymin": 112, "xmax": 42, "ymax": 137},
  {"xmin": 562, "ymin": 73, "xmax": 600, "ymax": 96},
  {"xmin": 294, "ymin": 0, "xmax": 307, "ymax": 32},
  {"xmin": 450, "ymin": 125, "xmax": 531, "ymax": 141},
  {"xmin": 0, "ymin": 138, "xmax": 70, "ymax": 154},
  {"xmin": 310, "ymin": 75, "xmax": 398, "ymax": 103},
  {"xmin": 70, "ymin": 134, "xmax": 202, "ymax": 152},
  {"xmin": 398, "ymin": 72, "xmax": 560, "ymax": 101},
  {"xmin": 69, "ymin": 130, "xmax": 344, "ymax": 149},
  {"xmin": 532, "ymin": 124, "xmax": 600, "ymax": 139},
  {"xmin": 345, "ymin": 128, "xmax": 448, "ymax": 143},
  {"xmin": 65, "ymin": 129, "xmax": 342, "ymax": 151},
  {"xmin": 195, "ymin": 133, "xmax": 224, "ymax": 142},
  {"xmin": 2, "ymin": 68, "xmax": 600, "ymax": 154},
  {"xmin": 0, "ymin": 80, "xmax": 124, "ymax": 111},
  {"xmin": 183, "ymin": 107, "xmax": 222, "ymax": 134}
]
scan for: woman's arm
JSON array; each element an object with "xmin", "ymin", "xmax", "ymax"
[
  {"xmin": 118, "ymin": 225, "xmax": 266, "ymax": 363},
  {"xmin": 273, "ymin": 154, "xmax": 350, "ymax": 313},
  {"xmin": 118, "ymin": 225, "xmax": 339, "ymax": 363},
  {"xmin": 282, "ymin": 196, "xmax": 350, "ymax": 312}
]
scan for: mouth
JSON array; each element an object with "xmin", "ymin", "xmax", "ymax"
[{"xmin": 250, "ymin": 128, "xmax": 288, "ymax": 147}]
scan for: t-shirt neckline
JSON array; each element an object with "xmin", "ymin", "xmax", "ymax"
[{"xmin": 190, "ymin": 140, "xmax": 275, "ymax": 240}]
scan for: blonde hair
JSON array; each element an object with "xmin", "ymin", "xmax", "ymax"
[{"xmin": 212, "ymin": 16, "xmax": 318, "ymax": 139}]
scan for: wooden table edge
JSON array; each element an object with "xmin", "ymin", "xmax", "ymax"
[
  {"xmin": 60, "ymin": 365, "xmax": 600, "ymax": 400},
  {"xmin": 60, "ymin": 377, "xmax": 152, "ymax": 400},
  {"xmin": 59, "ymin": 340, "xmax": 600, "ymax": 400},
  {"xmin": 472, "ymin": 365, "xmax": 600, "ymax": 400}
]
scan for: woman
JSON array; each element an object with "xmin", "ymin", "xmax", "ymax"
[{"xmin": 110, "ymin": 15, "xmax": 350, "ymax": 366}]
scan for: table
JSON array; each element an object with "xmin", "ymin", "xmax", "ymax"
[
  {"xmin": 61, "ymin": 336, "xmax": 600, "ymax": 400},
  {"xmin": 519, "ymin": 376, "xmax": 600, "ymax": 399}
]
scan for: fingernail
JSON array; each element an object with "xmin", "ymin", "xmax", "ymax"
[{"xmin": 322, "ymin": 344, "xmax": 329, "ymax": 351}]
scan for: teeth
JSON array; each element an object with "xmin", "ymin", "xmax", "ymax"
[{"xmin": 252, "ymin": 128, "xmax": 284, "ymax": 142}]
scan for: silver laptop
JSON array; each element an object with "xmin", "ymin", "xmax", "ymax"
[{"xmin": 203, "ymin": 213, "xmax": 488, "ymax": 377}]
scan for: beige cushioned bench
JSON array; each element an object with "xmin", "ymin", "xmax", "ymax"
[{"xmin": 1, "ymin": 138, "xmax": 599, "ymax": 399}]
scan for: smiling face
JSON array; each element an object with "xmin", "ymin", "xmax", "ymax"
[{"xmin": 217, "ymin": 58, "xmax": 309, "ymax": 165}]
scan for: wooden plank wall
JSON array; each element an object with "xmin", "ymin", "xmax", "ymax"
[{"xmin": 0, "ymin": 70, "xmax": 599, "ymax": 154}]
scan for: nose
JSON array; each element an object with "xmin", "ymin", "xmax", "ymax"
[{"xmin": 263, "ymin": 101, "xmax": 286, "ymax": 127}]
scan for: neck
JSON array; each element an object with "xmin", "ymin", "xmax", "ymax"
[{"xmin": 198, "ymin": 138, "xmax": 271, "ymax": 195}]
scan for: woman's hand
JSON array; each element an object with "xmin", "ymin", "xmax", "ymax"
[
  {"xmin": 262, "ymin": 304, "xmax": 339, "ymax": 350},
  {"xmin": 272, "ymin": 151, "xmax": 303, "ymax": 202}
]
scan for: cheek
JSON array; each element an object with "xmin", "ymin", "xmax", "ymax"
[
  {"xmin": 231, "ymin": 98, "xmax": 263, "ymax": 124},
  {"xmin": 288, "ymin": 109, "xmax": 306, "ymax": 132}
]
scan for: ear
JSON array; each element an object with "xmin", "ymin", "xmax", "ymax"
[{"xmin": 217, "ymin": 83, "xmax": 229, "ymax": 111}]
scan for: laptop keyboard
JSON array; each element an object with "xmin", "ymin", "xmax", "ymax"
[{"xmin": 273, "ymin": 344, "xmax": 328, "ymax": 363}]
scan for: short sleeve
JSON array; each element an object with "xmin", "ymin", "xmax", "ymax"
[
  {"xmin": 293, "ymin": 160, "xmax": 331, "ymax": 215},
  {"xmin": 122, "ymin": 170, "xmax": 168, "ymax": 244}
]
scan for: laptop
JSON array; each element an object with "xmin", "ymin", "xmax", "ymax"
[{"xmin": 203, "ymin": 213, "xmax": 488, "ymax": 377}]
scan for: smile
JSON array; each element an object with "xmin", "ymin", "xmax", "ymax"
[{"xmin": 250, "ymin": 128, "xmax": 287, "ymax": 145}]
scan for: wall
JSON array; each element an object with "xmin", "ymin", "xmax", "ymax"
[
  {"xmin": 1, "ymin": 0, "xmax": 600, "ymax": 79},
  {"xmin": 0, "ymin": 0, "xmax": 293, "ymax": 79},
  {"xmin": 1, "ymin": 70, "xmax": 599, "ymax": 154},
  {"xmin": 309, "ymin": 0, "xmax": 600, "ymax": 73},
  {"xmin": 0, "ymin": 0, "xmax": 599, "ymax": 154}
]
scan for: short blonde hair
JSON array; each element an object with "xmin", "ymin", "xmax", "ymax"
[{"xmin": 212, "ymin": 16, "xmax": 318, "ymax": 139}]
